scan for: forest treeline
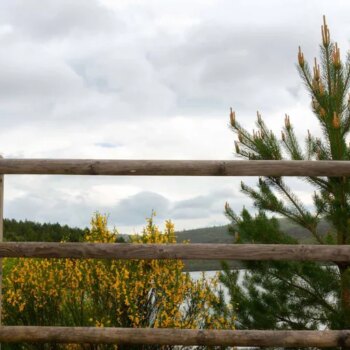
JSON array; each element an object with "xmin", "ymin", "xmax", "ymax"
[
  {"xmin": 3, "ymin": 216, "xmax": 333, "ymax": 244},
  {"xmin": 4, "ymin": 219, "xmax": 87, "ymax": 242},
  {"xmin": 2, "ymin": 217, "xmax": 332, "ymax": 273}
]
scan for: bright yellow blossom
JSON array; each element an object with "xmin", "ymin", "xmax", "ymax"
[{"xmin": 3, "ymin": 213, "xmax": 235, "ymax": 349}]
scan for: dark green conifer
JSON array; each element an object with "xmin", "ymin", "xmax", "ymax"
[{"xmin": 222, "ymin": 16, "xmax": 350, "ymax": 349}]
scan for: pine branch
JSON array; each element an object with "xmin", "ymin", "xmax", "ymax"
[
  {"xmin": 225, "ymin": 16, "xmax": 350, "ymax": 334},
  {"xmin": 270, "ymin": 270, "xmax": 336, "ymax": 314},
  {"xmin": 267, "ymin": 177, "xmax": 324, "ymax": 244},
  {"xmin": 298, "ymin": 63, "xmax": 327, "ymax": 113},
  {"xmin": 230, "ymin": 110, "xmax": 282, "ymax": 160},
  {"xmin": 281, "ymin": 116, "xmax": 304, "ymax": 160}
]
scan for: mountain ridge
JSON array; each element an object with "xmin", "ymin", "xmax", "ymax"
[{"xmin": 3, "ymin": 217, "xmax": 332, "ymax": 271}]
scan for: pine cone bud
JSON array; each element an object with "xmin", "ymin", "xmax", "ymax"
[
  {"xmin": 257, "ymin": 111, "xmax": 262, "ymax": 123},
  {"xmin": 281, "ymin": 131, "xmax": 286, "ymax": 142},
  {"xmin": 238, "ymin": 131, "xmax": 243, "ymax": 142},
  {"xmin": 319, "ymin": 81, "xmax": 325, "ymax": 96},
  {"xmin": 332, "ymin": 112, "xmax": 340, "ymax": 129},
  {"xmin": 317, "ymin": 148, "xmax": 321, "ymax": 160},
  {"xmin": 319, "ymin": 108, "xmax": 326, "ymax": 118},
  {"xmin": 234, "ymin": 141, "xmax": 240, "ymax": 153},
  {"xmin": 313, "ymin": 58, "xmax": 320, "ymax": 81},
  {"xmin": 284, "ymin": 114, "xmax": 291, "ymax": 130},
  {"xmin": 298, "ymin": 46, "xmax": 304, "ymax": 67},
  {"xmin": 321, "ymin": 15, "xmax": 330, "ymax": 47},
  {"xmin": 229, "ymin": 108, "xmax": 236, "ymax": 127},
  {"xmin": 333, "ymin": 43, "xmax": 341, "ymax": 69}
]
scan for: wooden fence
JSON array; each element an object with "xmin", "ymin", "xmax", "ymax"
[{"xmin": 0, "ymin": 158, "xmax": 350, "ymax": 347}]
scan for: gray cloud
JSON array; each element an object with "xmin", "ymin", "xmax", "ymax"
[
  {"xmin": 109, "ymin": 191, "xmax": 170, "ymax": 225},
  {"xmin": 4, "ymin": 180, "xmax": 249, "ymax": 231},
  {"xmin": 145, "ymin": 24, "xmax": 312, "ymax": 116},
  {"xmin": 0, "ymin": 0, "xmax": 318, "ymax": 128},
  {"xmin": 171, "ymin": 189, "xmax": 233, "ymax": 219},
  {"xmin": 0, "ymin": 0, "xmax": 349, "ymax": 231},
  {"xmin": 0, "ymin": 0, "xmax": 117, "ymax": 40}
]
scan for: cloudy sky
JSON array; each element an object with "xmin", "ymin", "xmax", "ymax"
[{"xmin": 0, "ymin": 0, "xmax": 349, "ymax": 233}]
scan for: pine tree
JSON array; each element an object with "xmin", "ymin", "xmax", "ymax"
[{"xmin": 222, "ymin": 16, "xmax": 350, "ymax": 348}]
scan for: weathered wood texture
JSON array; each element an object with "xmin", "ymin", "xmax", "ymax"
[
  {"xmin": 0, "ymin": 327, "xmax": 349, "ymax": 347},
  {"xmin": 0, "ymin": 171, "xmax": 3, "ymax": 346},
  {"xmin": 0, "ymin": 243, "xmax": 349, "ymax": 261},
  {"xmin": 1, "ymin": 159, "xmax": 350, "ymax": 176}
]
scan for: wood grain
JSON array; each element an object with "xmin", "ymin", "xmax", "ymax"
[
  {"xmin": 0, "ymin": 327, "xmax": 349, "ymax": 347},
  {"xmin": 0, "ymin": 166, "xmax": 3, "ymax": 347},
  {"xmin": 1, "ymin": 159, "xmax": 350, "ymax": 176},
  {"xmin": 0, "ymin": 243, "xmax": 349, "ymax": 261}
]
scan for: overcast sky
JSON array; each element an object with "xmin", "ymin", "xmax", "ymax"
[{"xmin": 0, "ymin": 0, "xmax": 349, "ymax": 233}]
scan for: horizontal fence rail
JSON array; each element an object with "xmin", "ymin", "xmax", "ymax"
[
  {"xmin": 1, "ymin": 159, "xmax": 350, "ymax": 176},
  {"xmin": 0, "ymin": 243, "xmax": 350, "ymax": 261},
  {"xmin": 2, "ymin": 159, "xmax": 350, "ymax": 347},
  {"xmin": 0, "ymin": 327, "xmax": 349, "ymax": 347}
]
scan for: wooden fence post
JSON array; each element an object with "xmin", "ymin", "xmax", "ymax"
[{"xmin": 0, "ymin": 156, "xmax": 4, "ymax": 350}]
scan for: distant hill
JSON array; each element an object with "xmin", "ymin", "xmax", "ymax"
[
  {"xmin": 175, "ymin": 225, "xmax": 235, "ymax": 271},
  {"xmin": 175, "ymin": 218, "xmax": 332, "ymax": 271},
  {"xmin": 176, "ymin": 225, "xmax": 232, "ymax": 244},
  {"xmin": 2, "ymin": 217, "xmax": 332, "ymax": 272}
]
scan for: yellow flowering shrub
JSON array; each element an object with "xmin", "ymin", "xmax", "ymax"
[{"xmin": 3, "ymin": 213, "xmax": 235, "ymax": 350}]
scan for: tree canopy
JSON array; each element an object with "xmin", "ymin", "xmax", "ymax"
[{"xmin": 222, "ymin": 16, "xmax": 350, "ymax": 349}]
